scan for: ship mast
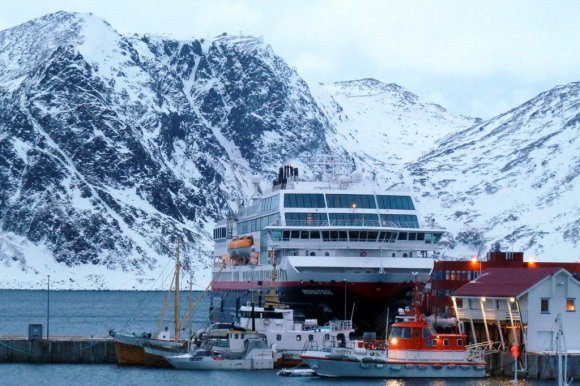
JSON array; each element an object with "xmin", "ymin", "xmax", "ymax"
[
  {"xmin": 174, "ymin": 238, "xmax": 181, "ymax": 341},
  {"xmin": 264, "ymin": 250, "xmax": 286, "ymax": 309}
]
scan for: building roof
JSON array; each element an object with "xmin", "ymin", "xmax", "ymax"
[{"xmin": 452, "ymin": 267, "xmax": 565, "ymax": 298}]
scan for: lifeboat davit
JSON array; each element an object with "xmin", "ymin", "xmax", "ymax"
[{"xmin": 227, "ymin": 235, "xmax": 254, "ymax": 258}]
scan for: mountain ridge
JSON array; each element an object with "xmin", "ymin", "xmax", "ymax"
[{"xmin": 0, "ymin": 12, "xmax": 577, "ymax": 290}]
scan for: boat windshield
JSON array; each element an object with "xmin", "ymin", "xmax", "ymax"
[{"xmin": 389, "ymin": 327, "xmax": 412, "ymax": 339}]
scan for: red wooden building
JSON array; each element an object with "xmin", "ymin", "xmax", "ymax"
[{"xmin": 427, "ymin": 251, "xmax": 580, "ymax": 316}]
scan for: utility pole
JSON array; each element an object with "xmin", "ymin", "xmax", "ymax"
[{"xmin": 47, "ymin": 275, "xmax": 50, "ymax": 340}]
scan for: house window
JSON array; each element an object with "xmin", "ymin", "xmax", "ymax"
[
  {"xmin": 566, "ymin": 299, "xmax": 575, "ymax": 312},
  {"xmin": 457, "ymin": 339, "xmax": 463, "ymax": 346},
  {"xmin": 541, "ymin": 298, "xmax": 550, "ymax": 313},
  {"xmin": 443, "ymin": 339, "xmax": 449, "ymax": 346},
  {"xmin": 309, "ymin": 334, "xmax": 314, "ymax": 341},
  {"xmin": 432, "ymin": 339, "xmax": 437, "ymax": 346},
  {"xmin": 456, "ymin": 299, "xmax": 463, "ymax": 308},
  {"xmin": 276, "ymin": 334, "xmax": 282, "ymax": 341}
]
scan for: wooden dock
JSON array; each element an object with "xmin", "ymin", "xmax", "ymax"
[{"xmin": 0, "ymin": 337, "xmax": 117, "ymax": 363}]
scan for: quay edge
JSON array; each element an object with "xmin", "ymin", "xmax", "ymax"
[
  {"xmin": 486, "ymin": 351, "xmax": 580, "ymax": 380},
  {"xmin": 0, "ymin": 337, "xmax": 117, "ymax": 363},
  {"xmin": 2, "ymin": 336, "xmax": 579, "ymax": 381}
]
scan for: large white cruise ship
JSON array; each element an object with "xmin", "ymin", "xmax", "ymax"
[{"xmin": 210, "ymin": 163, "xmax": 445, "ymax": 333}]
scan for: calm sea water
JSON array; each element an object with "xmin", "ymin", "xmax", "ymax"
[{"xmin": 0, "ymin": 290, "xmax": 564, "ymax": 385}]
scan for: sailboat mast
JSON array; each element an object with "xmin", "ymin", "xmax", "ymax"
[{"xmin": 174, "ymin": 239, "xmax": 181, "ymax": 341}]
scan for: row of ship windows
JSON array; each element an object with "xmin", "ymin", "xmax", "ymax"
[
  {"xmin": 284, "ymin": 194, "xmax": 415, "ymax": 210},
  {"xmin": 213, "ymin": 228, "xmax": 227, "ymax": 239},
  {"xmin": 233, "ymin": 193, "xmax": 415, "ymax": 221},
  {"xmin": 285, "ymin": 213, "xmax": 420, "ymax": 228},
  {"xmin": 270, "ymin": 230, "xmax": 442, "ymax": 243},
  {"xmin": 214, "ymin": 213, "xmax": 421, "ymax": 239},
  {"xmin": 237, "ymin": 195, "xmax": 280, "ymax": 218},
  {"xmin": 432, "ymin": 270, "xmax": 480, "ymax": 282},
  {"xmin": 236, "ymin": 214, "xmax": 281, "ymax": 235},
  {"xmin": 232, "ymin": 332, "xmax": 332, "ymax": 342}
]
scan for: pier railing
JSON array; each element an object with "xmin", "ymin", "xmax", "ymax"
[{"xmin": 455, "ymin": 308, "xmax": 520, "ymax": 321}]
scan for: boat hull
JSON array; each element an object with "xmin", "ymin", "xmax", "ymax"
[
  {"xmin": 301, "ymin": 354, "xmax": 486, "ymax": 378},
  {"xmin": 167, "ymin": 350, "xmax": 275, "ymax": 370},
  {"xmin": 113, "ymin": 334, "xmax": 184, "ymax": 367},
  {"xmin": 113, "ymin": 335, "xmax": 147, "ymax": 365}
]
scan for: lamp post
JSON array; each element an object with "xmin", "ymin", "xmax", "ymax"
[
  {"xmin": 471, "ymin": 257, "xmax": 482, "ymax": 276},
  {"xmin": 46, "ymin": 274, "xmax": 50, "ymax": 340}
]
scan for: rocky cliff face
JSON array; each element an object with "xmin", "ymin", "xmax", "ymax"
[{"xmin": 0, "ymin": 12, "xmax": 577, "ymax": 289}]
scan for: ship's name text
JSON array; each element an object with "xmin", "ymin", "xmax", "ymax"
[{"xmin": 302, "ymin": 289, "xmax": 334, "ymax": 296}]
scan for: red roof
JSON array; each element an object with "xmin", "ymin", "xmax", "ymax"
[{"xmin": 452, "ymin": 267, "xmax": 565, "ymax": 298}]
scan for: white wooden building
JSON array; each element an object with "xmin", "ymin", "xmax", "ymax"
[{"xmin": 451, "ymin": 267, "xmax": 580, "ymax": 353}]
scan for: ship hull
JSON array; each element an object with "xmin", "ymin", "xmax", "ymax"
[{"xmin": 210, "ymin": 280, "xmax": 416, "ymax": 334}]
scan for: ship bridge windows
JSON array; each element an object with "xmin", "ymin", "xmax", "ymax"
[
  {"xmin": 379, "ymin": 232, "xmax": 397, "ymax": 243},
  {"xmin": 260, "ymin": 194, "xmax": 280, "ymax": 212},
  {"xmin": 326, "ymin": 194, "xmax": 376, "ymax": 209},
  {"xmin": 424, "ymin": 232, "xmax": 442, "ymax": 244},
  {"xmin": 380, "ymin": 214, "xmax": 419, "ymax": 228},
  {"xmin": 349, "ymin": 231, "xmax": 379, "ymax": 242},
  {"xmin": 322, "ymin": 231, "xmax": 348, "ymax": 242},
  {"xmin": 271, "ymin": 230, "xmax": 323, "ymax": 241},
  {"xmin": 285, "ymin": 212, "xmax": 328, "ymax": 226},
  {"xmin": 329, "ymin": 213, "xmax": 379, "ymax": 226},
  {"xmin": 376, "ymin": 195, "xmax": 415, "ymax": 210},
  {"xmin": 284, "ymin": 194, "xmax": 326, "ymax": 208},
  {"xmin": 237, "ymin": 213, "xmax": 280, "ymax": 234}
]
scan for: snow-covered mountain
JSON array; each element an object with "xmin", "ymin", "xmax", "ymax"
[
  {"xmin": 0, "ymin": 12, "xmax": 334, "ymax": 289},
  {"xmin": 408, "ymin": 82, "xmax": 580, "ymax": 260},
  {"xmin": 0, "ymin": 12, "xmax": 577, "ymax": 289},
  {"xmin": 313, "ymin": 79, "xmax": 479, "ymax": 182}
]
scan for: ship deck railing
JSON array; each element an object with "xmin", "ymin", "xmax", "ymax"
[
  {"xmin": 326, "ymin": 320, "xmax": 353, "ymax": 331},
  {"xmin": 466, "ymin": 341, "xmax": 499, "ymax": 360},
  {"xmin": 276, "ymin": 220, "xmax": 423, "ymax": 228}
]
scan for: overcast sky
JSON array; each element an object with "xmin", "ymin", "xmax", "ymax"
[{"xmin": 1, "ymin": 0, "xmax": 579, "ymax": 119}]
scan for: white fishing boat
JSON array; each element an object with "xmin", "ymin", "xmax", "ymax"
[
  {"xmin": 166, "ymin": 332, "xmax": 275, "ymax": 370},
  {"xmin": 236, "ymin": 264, "xmax": 355, "ymax": 366}
]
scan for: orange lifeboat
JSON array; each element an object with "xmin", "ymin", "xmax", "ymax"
[{"xmin": 227, "ymin": 235, "xmax": 254, "ymax": 258}]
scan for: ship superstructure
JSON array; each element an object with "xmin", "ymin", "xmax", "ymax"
[{"xmin": 210, "ymin": 163, "xmax": 445, "ymax": 333}]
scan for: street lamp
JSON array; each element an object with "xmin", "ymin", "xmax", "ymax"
[{"xmin": 471, "ymin": 256, "xmax": 482, "ymax": 276}]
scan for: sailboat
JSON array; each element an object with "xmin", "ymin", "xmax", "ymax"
[{"xmin": 113, "ymin": 239, "xmax": 189, "ymax": 367}]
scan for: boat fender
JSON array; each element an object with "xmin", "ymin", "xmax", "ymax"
[{"xmin": 360, "ymin": 250, "xmax": 367, "ymax": 257}]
